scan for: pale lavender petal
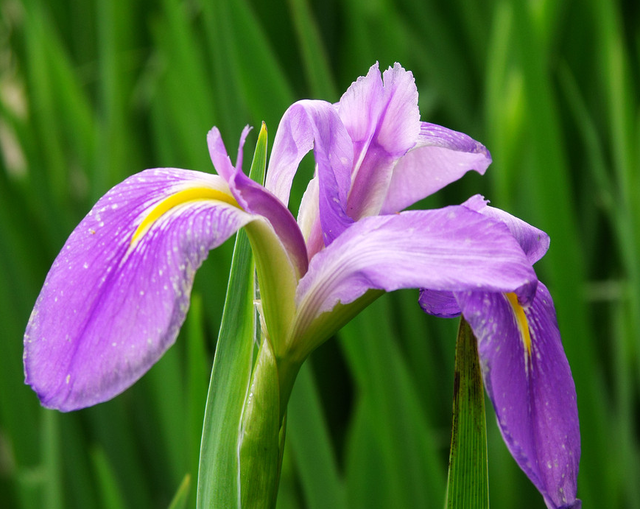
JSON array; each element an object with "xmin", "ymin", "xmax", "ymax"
[
  {"xmin": 462, "ymin": 194, "xmax": 550, "ymax": 265},
  {"xmin": 208, "ymin": 126, "xmax": 308, "ymax": 276},
  {"xmin": 24, "ymin": 169, "xmax": 257, "ymax": 411},
  {"xmin": 377, "ymin": 64, "xmax": 422, "ymax": 154},
  {"xmin": 342, "ymin": 63, "xmax": 421, "ymax": 219},
  {"xmin": 295, "ymin": 206, "xmax": 537, "ymax": 321},
  {"xmin": 457, "ymin": 285, "xmax": 580, "ymax": 509},
  {"xmin": 207, "ymin": 127, "xmax": 236, "ymax": 181},
  {"xmin": 267, "ymin": 100, "xmax": 354, "ymax": 245},
  {"xmin": 381, "ymin": 123, "xmax": 492, "ymax": 214},
  {"xmin": 334, "ymin": 63, "xmax": 385, "ymax": 156},
  {"xmin": 297, "ymin": 174, "xmax": 325, "ymax": 260}
]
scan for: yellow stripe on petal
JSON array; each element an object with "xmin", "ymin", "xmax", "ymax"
[
  {"xmin": 506, "ymin": 292, "xmax": 532, "ymax": 358},
  {"xmin": 131, "ymin": 187, "xmax": 239, "ymax": 246}
]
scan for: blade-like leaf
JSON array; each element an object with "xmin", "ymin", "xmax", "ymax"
[
  {"xmin": 168, "ymin": 474, "xmax": 192, "ymax": 509},
  {"xmin": 196, "ymin": 227, "xmax": 255, "ymax": 509},
  {"xmin": 445, "ymin": 318, "xmax": 488, "ymax": 509},
  {"xmin": 286, "ymin": 363, "xmax": 347, "ymax": 509},
  {"xmin": 197, "ymin": 122, "xmax": 268, "ymax": 508}
]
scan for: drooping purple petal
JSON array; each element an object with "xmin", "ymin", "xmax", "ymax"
[
  {"xmin": 24, "ymin": 168, "xmax": 258, "ymax": 411},
  {"xmin": 267, "ymin": 100, "xmax": 355, "ymax": 245},
  {"xmin": 418, "ymin": 289, "xmax": 461, "ymax": 318},
  {"xmin": 462, "ymin": 194, "xmax": 550, "ymax": 265},
  {"xmin": 295, "ymin": 206, "xmax": 537, "ymax": 324},
  {"xmin": 339, "ymin": 63, "xmax": 422, "ymax": 219},
  {"xmin": 380, "ymin": 123, "xmax": 492, "ymax": 214},
  {"xmin": 457, "ymin": 285, "xmax": 580, "ymax": 509},
  {"xmin": 419, "ymin": 196, "xmax": 550, "ymax": 316},
  {"xmin": 208, "ymin": 126, "xmax": 309, "ymax": 276}
]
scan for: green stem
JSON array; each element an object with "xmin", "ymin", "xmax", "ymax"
[
  {"xmin": 445, "ymin": 317, "xmax": 489, "ymax": 509},
  {"xmin": 238, "ymin": 335, "xmax": 286, "ymax": 509}
]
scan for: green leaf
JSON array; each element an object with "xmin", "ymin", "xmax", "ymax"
[
  {"xmin": 90, "ymin": 446, "xmax": 127, "ymax": 509},
  {"xmin": 340, "ymin": 298, "xmax": 444, "ymax": 509},
  {"xmin": 445, "ymin": 318, "xmax": 488, "ymax": 509},
  {"xmin": 196, "ymin": 227, "xmax": 255, "ymax": 509},
  {"xmin": 285, "ymin": 0, "xmax": 337, "ymax": 100},
  {"xmin": 286, "ymin": 363, "xmax": 347, "ymax": 509},
  {"xmin": 168, "ymin": 474, "xmax": 192, "ymax": 509},
  {"xmin": 197, "ymin": 123, "xmax": 268, "ymax": 508}
]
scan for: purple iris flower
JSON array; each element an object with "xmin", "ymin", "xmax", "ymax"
[{"xmin": 24, "ymin": 63, "xmax": 578, "ymax": 507}]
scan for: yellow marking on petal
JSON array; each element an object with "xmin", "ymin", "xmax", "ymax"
[
  {"xmin": 506, "ymin": 292, "xmax": 532, "ymax": 357},
  {"xmin": 131, "ymin": 187, "xmax": 239, "ymax": 246}
]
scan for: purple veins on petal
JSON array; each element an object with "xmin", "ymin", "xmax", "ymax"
[
  {"xmin": 381, "ymin": 124, "xmax": 492, "ymax": 215},
  {"xmin": 295, "ymin": 206, "xmax": 536, "ymax": 323},
  {"xmin": 24, "ymin": 168, "xmax": 256, "ymax": 411}
]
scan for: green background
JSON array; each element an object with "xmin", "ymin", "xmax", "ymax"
[{"xmin": 0, "ymin": 0, "xmax": 638, "ymax": 507}]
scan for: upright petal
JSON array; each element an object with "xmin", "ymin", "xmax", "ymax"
[
  {"xmin": 293, "ymin": 206, "xmax": 537, "ymax": 344},
  {"xmin": 24, "ymin": 169, "xmax": 259, "ymax": 411},
  {"xmin": 267, "ymin": 100, "xmax": 355, "ymax": 245},
  {"xmin": 334, "ymin": 62, "xmax": 385, "ymax": 157},
  {"xmin": 381, "ymin": 124, "xmax": 492, "ymax": 214},
  {"xmin": 457, "ymin": 285, "xmax": 580, "ymax": 509},
  {"xmin": 340, "ymin": 63, "xmax": 422, "ymax": 219}
]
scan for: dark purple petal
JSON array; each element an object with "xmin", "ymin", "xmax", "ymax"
[
  {"xmin": 295, "ymin": 206, "xmax": 537, "ymax": 322},
  {"xmin": 339, "ymin": 63, "xmax": 422, "ymax": 219},
  {"xmin": 24, "ymin": 169, "xmax": 257, "ymax": 411},
  {"xmin": 381, "ymin": 123, "xmax": 492, "ymax": 214},
  {"xmin": 267, "ymin": 100, "xmax": 354, "ymax": 245},
  {"xmin": 208, "ymin": 127, "xmax": 309, "ymax": 276},
  {"xmin": 418, "ymin": 289, "xmax": 460, "ymax": 318},
  {"xmin": 457, "ymin": 284, "xmax": 580, "ymax": 509},
  {"xmin": 462, "ymin": 194, "xmax": 550, "ymax": 265}
]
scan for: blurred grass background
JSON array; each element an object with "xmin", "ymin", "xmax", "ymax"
[{"xmin": 0, "ymin": 0, "xmax": 638, "ymax": 507}]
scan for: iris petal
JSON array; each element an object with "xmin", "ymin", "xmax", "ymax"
[
  {"xmin": 24, "ymin": 168, "xmax": 257, "ymax": 411},
  {"xmin": 419, "ymin": 197, "xmax": 548, "ymax": 317},
  {"xmin": 457, "ymin": 285, "xmax": 580, "ymax": 509},
  {"xmin": 462, "ymin": 195, "xmax": 550, "ymax": 265},
  {"xmin": 295, "ymin": 206, "xmax": 537, "ymax": 340},
  {"xmin": 208, "ymin": 126, "xmax": 308, "ymax": 276},
  {"xmin": 339, "ymin": 63, "xmax": 422, "ymax": 219},
  {"xmin": 381, "ymin": 124, "xmax": 492, "ymax": 214},
  {"xmin": 267, "ymin": 100, "xmax": 354, "ymax": 245}
]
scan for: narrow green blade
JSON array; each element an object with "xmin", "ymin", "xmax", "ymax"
[
  {"xmin": 196, "ymin": 227, "xmax": 255, "ymax": 509},
  {"xmin": 168, "ymin": 474, "xmax": 192, "ymax": 509},
  {"xmin": 445, "ymin": 318, "xmax": 489, "ymax": 509},
  {"xmin": 286, "ymin": 363, "xmax": 347, "ymax": 509},
  {"xmin": 90, "ymin": 446, "xmax": 127, "ymax": 509},
  {"xmin": 196, "ymin": 123, "xmax": 267, "ymax": 508}
]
